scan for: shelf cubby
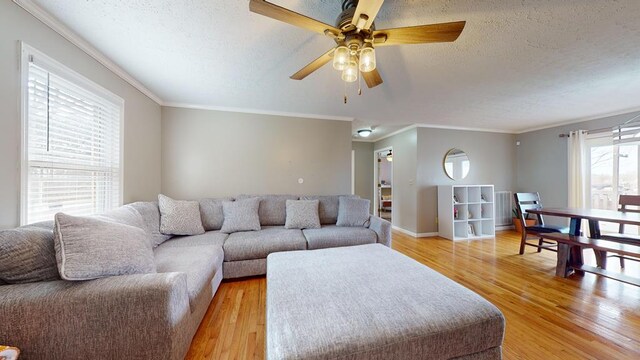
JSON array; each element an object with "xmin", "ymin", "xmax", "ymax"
[{"xmin": 438, "ymin": 185, "xmax": 495, "ymax": 241}]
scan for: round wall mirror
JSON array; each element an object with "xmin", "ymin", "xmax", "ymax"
[{"xmin": 443, "ymin": 148, "xmax": 470, "ymax": 180}]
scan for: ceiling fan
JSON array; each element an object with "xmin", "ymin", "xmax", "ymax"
[{"xmin": 249, "ymin": 0, "xmax": 466, "ymax": 91}]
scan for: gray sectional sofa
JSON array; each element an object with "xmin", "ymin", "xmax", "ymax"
[{"xmin": 0, "ymin": 194, "xmax": 391, "ymax": 360}]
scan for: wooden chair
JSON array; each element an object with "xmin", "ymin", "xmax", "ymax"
[
  {"xmin": 513, "ymin": 193, "xmax": 569, "ymax": 254},
  {"xmin": 613, "ymin": 195, "xmax": 640, "ymax": 268}
]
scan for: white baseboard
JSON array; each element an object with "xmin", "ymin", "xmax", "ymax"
[{"xmin": 392, "ymin": 226, "xmax": 439, "ymax": 238}]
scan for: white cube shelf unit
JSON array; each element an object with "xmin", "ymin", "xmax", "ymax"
[{"xmin": 438, "ymin": 185, "xmax": 495, "ymax": 241}]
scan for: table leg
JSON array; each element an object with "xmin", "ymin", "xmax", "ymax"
[
  {"xmin": 556, "ymin": 243, "xmax": 572, "ymax": 277},
  {"xmin": 566, "ymin": 217, "xmax": 584, "ymax": 274},
  {"xmin": 589, "ymin": 219, "xmax": 606, "ymax": 269},
  {"xmin": 569, "ymin": 217, "xmax": 582, "ymax": 236},
  {"xmin": 588, "ymin": 219, "xmax": 601, "ymax": 239}
]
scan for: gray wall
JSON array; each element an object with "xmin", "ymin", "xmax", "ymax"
[
  {"xmin": 374, "ymin": 128, "xmax": 418, "ymax": 233},
  {"xmin": 516, "ymin": 110, "xmax": 640, "ymax": 224},
  {"xmin": 162, "ymin": 107, "xmax": 352, "ymax": 199},
  {"xmin": 352, "ymin": 141, "xmax": 374, "ymax": 212},
  {"xmin": 417, "ymin": 128, "xmax": 517, "ymax": 234},
  {"xmin": 0, "ymin": 2, "xmax": 162, "ymax": 229}
]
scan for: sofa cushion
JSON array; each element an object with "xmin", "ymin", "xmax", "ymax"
[
  {"xmin": 237, "ymin": 194, "xmax": 299, "ymax": 226},
  {"xmin": 96, "ymin": 205, "xmax": 147, "ymax": 230},
  {"xmin": 199, "ymin": 197, "xmax": 234, "ymax": 231},
  {"xmin": 221, "ymin": 198, "xmax": 261, "ymax": 233},
  {"xmin": 223, "ymin": 227, "xmax": 306, "ymax": 262},
  {"xmin": 303, "ymin": 225, "xmax": 377, "ymax": 250},
  {"xmin": 300, "ymin": 195, "xmax": 358, "ymax": 225},
  {"xmin": 0, "ymin": 224, "xmax": 59, "ymax": 284},
  {"xmin": 159, "ymin": 231, "xmax": 228, "ymax": 249},
  {"xmin": 154, "ymin": 243, "xmax": 224, "ymax": 311},
  {"xmin": 158, "ymin": 194, "xmax": 205, "ymax": 236},
  {"xmin": 127, "ymin": 201, "xmax": 172, "ymax": 247},
  {"xmin": 54, "ymin": 213, "xmax": 156, "ymax": 281},
  {"xmin": 336, "ymin": 197, "xmax": 371, "ymax": 227},
  {"xmin": 285, "ymin": 200, "xmax": 321, "ymax": 230},
  {"xmin": 126, "ymin": 201, "xmax": 172, "ymax": 247}
]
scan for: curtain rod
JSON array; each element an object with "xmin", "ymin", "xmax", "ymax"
[{"xmin": 558, "ymin": 113, "xmax": 640, "ymax": 138}]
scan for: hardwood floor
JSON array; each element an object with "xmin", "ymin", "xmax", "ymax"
[{"xmin": 186, "ymin": 231, "xmax": 640, "ymax": 360}]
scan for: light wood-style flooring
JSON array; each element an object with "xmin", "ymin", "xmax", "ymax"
[{"xmin": 186, "ymin": 231, "xmax": 640, "ymax": 360}]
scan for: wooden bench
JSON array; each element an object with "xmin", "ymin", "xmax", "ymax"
[{"xmin": 541, "ymin": 232, "xmax": 640, "ymax": 286}]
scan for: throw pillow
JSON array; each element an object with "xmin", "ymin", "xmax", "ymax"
[
  {"xmin": 336, "ymin": 197, "xmax": 371, "ymax": 227},
  {"xmin": 285, "ymin": 200, "xmax": 321, "ymax": 229},
  {"xmin": 158, "ymin": 194, "xmax": 205, "ymax": 236},
  {"xmin": 0, "ymin": 225, "xmax": 60, "ymax": 284},
  {"xmin": 220, "ymin": 198, "xmax": 261, "ymax": 233},
  {"xmin": 54, "ymin": 213, "xmax": 156, "ymax": 281}
]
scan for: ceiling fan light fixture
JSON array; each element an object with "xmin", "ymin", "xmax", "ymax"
[
  {"xmin": 342, "ymin": 58, "xmax": 358, "ymax": 82},
  {"xmin": 359, "ymin": 45, "xmax": 376, "ymax": 73},
  {"xmin": 358, "ymin": 129, "xmax": 373, "ymax": 137},
  {"xmin": 333, "ymin": 46, "xmax": 350, "ymax": 70}
]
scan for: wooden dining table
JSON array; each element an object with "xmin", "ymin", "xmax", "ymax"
[{"xmin": 527, "ymin": 207, "xmax": 640, "ymax": 286}]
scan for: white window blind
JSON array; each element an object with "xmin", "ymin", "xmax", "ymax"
[
  {"xmin": 23, "ymin": 49, "xmax": 123, "ymax": 225},
  {"xmin": 613, "ymin": 122, "xmax": 640, "ymax": 146}
]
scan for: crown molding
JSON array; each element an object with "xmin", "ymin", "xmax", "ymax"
[
  {"xmin": 162, "ymin": 102, "xmax": 354, "ymax": 121},
  {"xmin": 416, "ymin": 123, "xmax": 516, "ymax": 134},
  {"xmin": 13, "ymin": 0, "xmax": 163, "ymax": 105},
  {"xmin": 369, "ymin": 125, "xmax": 419, "ymax": 142},
  {"xmin": 515, "ymin": 106, "xmax": 640, "ymax": 134}
]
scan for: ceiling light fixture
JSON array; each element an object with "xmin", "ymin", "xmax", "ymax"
[
  {"xmin": 332, "ymin": 45, "xmax": 350, "ymax": 70},
  {"xmin": 386, "ymin": 150, "xmax": 393, "ymax": 162},
  {"xmin": 335, "ymin": 42, "xmax": 376, "ymax": 96},
  {"xmin": 359, "ymin": 43, "xmax": 376, "ymax": 73},
  {"xmin": 342, "ymin": 56, "xmax": 359, "ymax": 83},
  {"xmin": 357, "ymin": 129, "xmax": 372, "ymax": 137}
]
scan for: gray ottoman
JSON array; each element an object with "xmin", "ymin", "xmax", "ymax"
[{"xmin": 266, "ymin": 244, "xmax": 505, "ymax": 360}]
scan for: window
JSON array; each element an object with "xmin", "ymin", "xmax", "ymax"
[
  {"xmin": 21, "ymin": 44, "xmax": 123, "ymax": 225},
  {"xmin": 586, "ymin": 134, "xmax": 639, "ymax": 233}
]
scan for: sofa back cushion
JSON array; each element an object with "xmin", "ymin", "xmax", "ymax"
[
  {"xmin": 128, "ymin": 201, "xmax": 172, "ymax": 247},
  {"xmin": 237, "ymin": 194, "xmax": 298, "ymax": 226},
  {"xmin": 0, "ymin": 223, "xmax": 60, "ymax": 284},
  {"xmin": 199, "ymin": 197, "xmax": 234, "ymax": 231},
  {"xmin": 300, "ymin": 195, "xmax": 358, "ymax": 225},
  {"xmin": 54, "ymin": 213, "xmax": 156, "ymax": 281}
]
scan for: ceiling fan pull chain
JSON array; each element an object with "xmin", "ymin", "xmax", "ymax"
[
  {"xmin": 344, "ymin": 81, "xmax": 348, "ymax": 104},
  {"xmin": 358, "ymin": 67, "xmax": 362, "ymax": 95}
]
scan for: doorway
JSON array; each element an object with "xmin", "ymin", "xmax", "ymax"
[{"xmin": 374, "ymin": 147, "xmax": 393, "ymax": 221}]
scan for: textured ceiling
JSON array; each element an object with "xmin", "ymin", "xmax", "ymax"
[{"xmin": 32, "ymin": 0, "xmax": 640, "ymax": 139}]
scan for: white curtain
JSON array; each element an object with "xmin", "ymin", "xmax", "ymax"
[{"xmin": 568, "ymin": 130, "xmax": 587, "ymax": 208}]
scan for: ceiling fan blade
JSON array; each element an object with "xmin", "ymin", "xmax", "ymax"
[
  {"xmin": 372, "ymin": 21, "xmax": 466, "ymax": 46},
  {"xmin": 250, "ymin": 0, "xmax": 340, "ymax": 37},
  {"xmin": 352, "ymin": 0, "xmax": 384, "ymax": 30},
  {"xmin": 290, "ymin": 48, "xmax": 336, "ymax": 80},
  {"xmin": 362, "ymin": 68, "xmax": 383, "ymax": 88}
]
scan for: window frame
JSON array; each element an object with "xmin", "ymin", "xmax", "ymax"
[
  {"xmin": 19, "ymin": 42, "xmax": 125, "ymax": 225},
  {"xmin": 585, "ymin": 132, "xmax": 640, "ymax": 209}
]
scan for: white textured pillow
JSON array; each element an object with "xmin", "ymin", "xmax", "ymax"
[
  {"xmin": 220, "ymin": 198, "xmax": 261, "ymax": 233},
  {"xmin": 285, "ymin": 200, "xmax": 321, "ymax": 229},
  {"xmin": 54, "ymin": 213, "xmax": 156, "ymax": 281},
  {"xmin": 158, "ymin": 194, "xmax": 205, "ymax": 235}
]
